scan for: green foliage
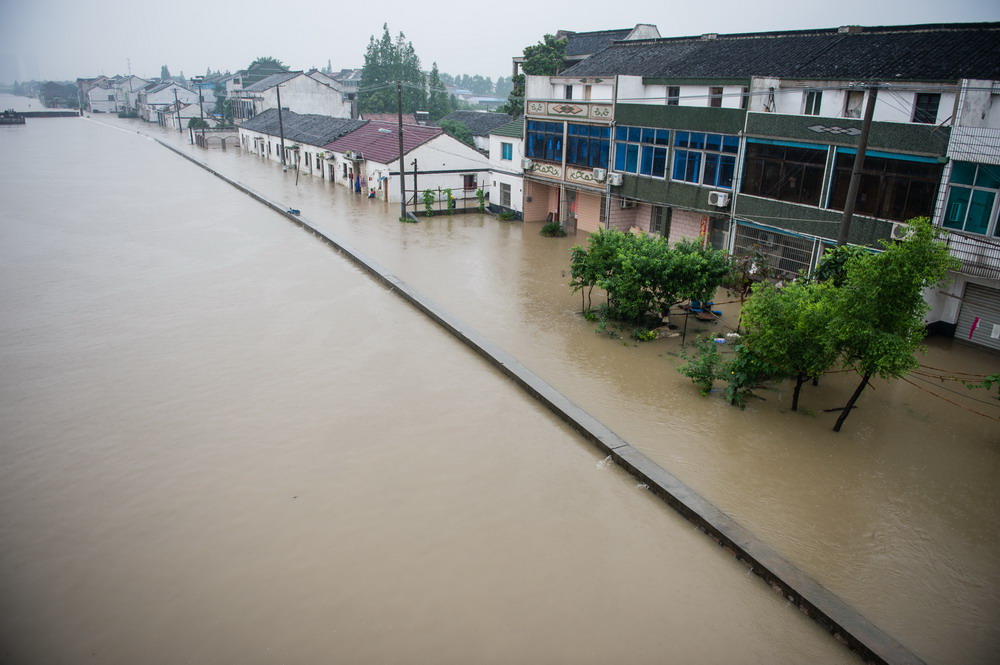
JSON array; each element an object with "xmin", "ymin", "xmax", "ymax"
[
  {"xmin": 813, "ymin": 244, "xmax": 870, "ymax": 286},
  {"xmin": 160, "ymin": 65, "xmax": 171, "ymax": 80},
  {"xmin": 475, "ymin": 188, "xmax": 486, "ymax": 213},
  {"xmin": 438, "ymin": 119, "xmax": 474, "ymax": 147},
  {"xmin": 498, "ymin": 34, "xmax": 567, "ymax": 116},
  {"xmin": 724, "ymin": 343, "xmax": 777, "ymax": 409},
  {"xmin": 740, "ymin": 280, "xmax": 839, "ymax": 409},
  {"xmin": 678, "ymin": 338, "xmax": 727, "ymax": 396},
  {"xmin": 539, "ymin": 221, "xmax": 566, "ymax": 237},
  {"xmin": 359, "ymin": 24, "xmax": 426, "ymax": 114},
  {"xmin": 444, "ymin": 188, "xmax": 455, "ymax": 215},
  {"xmin": 249, "ymin": 57, "xmax": 287, "ymax": 71},
  {"xmin": 632, "ymin": 328, "xmax": 657, "ymax": 342},
  {"xmin": 497, "ymin": 210, "xmax": 518, "ymax": 221},
  {"xmin": 422, "ymin": 189, "xmax": 435, "ymax": 216},
  {"xmin": 966, "ymin": 373, "xmax": 1000, "ymax": 400},
  {"xmin": 568, "ymin": 229, "xmax": 732, "ymax": 324},
  {"xmin": 187, "ymin": 117, "xmax": 208, "ymax": 129},
  {"xmin": 427, "ymin": 63, "xmax": 451, "ymax": 121}
]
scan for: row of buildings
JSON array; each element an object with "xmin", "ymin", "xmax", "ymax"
[
  {"xmin": 77, "ymin": 22, "xmax": 1000, "ymax": 353},
  {"xmin": 489, "ymin": 22, "xmax": 1000, "ymax": 352}
]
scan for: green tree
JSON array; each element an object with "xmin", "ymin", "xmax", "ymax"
[
  {"xmin": 439, "ymin": 119, "xmax": 474, "ymax": 147},
  {"xmin": 569, "ymin": 229, "xmax": 732, "ymax": 325},
  {"xmin": 739, "ymin": 280, "xmax": 840, "ymax": 411},
  {"xmin": 160, "ymin": 65, "xmax": 171, "ymax": 80},
  {"xmin": 358, "ymin": 24, "xmax": 425, "ymax": 114},
  {"xmin": 498, "ymin": 34, "xmax": 567, "ymax": 117},
  {"xmin": 249, "ymin": 56, "xmax": 287, "ymax": 71},
  {"xmin": 427, "ymin": 63, "xmax": 451, "ymax": 121},
  {"xmin": 828, "ymin": 217, "xmax": 959, "ymax": 432}
]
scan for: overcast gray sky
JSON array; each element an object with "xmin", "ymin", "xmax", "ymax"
[{"xmin": 1, "ymin": 0, "xmax": 998, "ymax": 83}]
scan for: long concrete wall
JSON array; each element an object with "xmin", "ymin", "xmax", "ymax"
[{"xmin": 154, "ymin": 139, "xmax": 924, "ymax": 665}]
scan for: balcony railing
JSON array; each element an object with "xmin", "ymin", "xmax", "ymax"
[{"xmin": 945, "ymin": 231, "xmax": 1000, "ymax": 280}]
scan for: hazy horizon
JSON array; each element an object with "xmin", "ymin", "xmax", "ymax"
[{"xmin": 1, "ymin": 0, "xmax": 998, "ymax": 85}]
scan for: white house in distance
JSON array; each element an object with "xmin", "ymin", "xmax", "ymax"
[
  {"xmin": 321, "ymin": 121, "xmax": 492, "ymax": 204},
  {"xmin": 136, "ymin": 81, "xmax": 198, "ymax": 122},
  {"xmin": 114, "ymin": 75, "xmax": 149, "ymax": 115},
  {"xmin": 231, "ymin": 71, "xmax": 352, "ymax": 123},
  {"xmin": 237, "ymin": 109, "xmax": 366, "ymax": 181},
  {"xmin": 488, "ymin": 119, "xmax": 525, "ymax": 217},
  {"xmin": 86, "ymin": 80, "xmax": 118, "ymax": 113}
]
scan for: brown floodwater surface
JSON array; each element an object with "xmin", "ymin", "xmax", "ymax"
[{"xmin": 1, "ymin": 100, "xmax": 997, "ymax": 663}]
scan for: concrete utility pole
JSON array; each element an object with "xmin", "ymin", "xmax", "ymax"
[
  {"xmin": 411, "ymin": 159, "xmax": 418, "ymax": 213},
  {"xmin": 397, "ymin": 81, "xmax": 406, "ymax": 220},
  {"xmin": 276, "ymin": 84, "xmax": 286, "ymax": 169},
  {"xmin": 837, "ymin": 84, "xmax": 879, "ymax": 246},
  {"xmin": 172, "ymin": 88, "xmax": 181, "ymax": 132}
]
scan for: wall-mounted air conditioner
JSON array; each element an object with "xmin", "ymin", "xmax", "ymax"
[
  {"xmin": 708, "ymin": 190, "xmax": 730, "ymax": 207},
  {"xmin": 592, "ymin": 168, "xmax": 607, "ymax": 182},
  {"xmin": 620, "ymin": 198, "xmax": 636, "ymax": 209},
  {"xmin": 521, "ymin": 158, "xmax": 533, "ymax": 169},
  {"xmin": 891, "ymin": 222, "xmax": 913, "ymax": 240},
  {"xmin": 608, "ymin": 172, "xmax": 623, "ymax": 186}
]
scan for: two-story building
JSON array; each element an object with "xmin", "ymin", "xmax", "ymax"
[
  {"xmin": 488, "ymin": 119, "xmax": 526, "ymax": 217},
  {"xmin": 521, "ymin": 22, "xmax": 1000, "ymax": 349},
  {"xmin": 231, "ymin": 71, "xmax": 352, "ymax": 123}
]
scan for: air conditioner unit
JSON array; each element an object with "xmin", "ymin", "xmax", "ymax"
[
  {"xmin": 592, "ymin": 168, "xmax": 607, "ymax": 182},
  {"xmin": 891, "ymin": 221, "xmax": 913, "ymax": 240},
  {"xmin": 620, "ymin": 198, "xmax": 636, "ymax": 209},
  {"xmin": 607, "ymin": 172, "xmax": 623, "ymax": 186},
  {"xmin": 521, "ymin": 158, "xmax": 533, "ymax": 170},
  {"xmin": 708, "ymin": 191, "xmax": 730, "ymax": 207}
]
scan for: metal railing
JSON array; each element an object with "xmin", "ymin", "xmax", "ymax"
[{"xmin": 945, "ymin": 231, "xmax": 1000, "ymax": 280}]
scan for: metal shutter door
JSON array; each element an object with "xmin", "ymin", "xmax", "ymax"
[{"xmin": 956, "ymin": 283, "xmax": 1000, "ymax": 352}]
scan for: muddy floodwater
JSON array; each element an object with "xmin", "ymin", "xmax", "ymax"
[{"xmin": 1, "ymin": 100, "xmax": 998, "ymax": 663}]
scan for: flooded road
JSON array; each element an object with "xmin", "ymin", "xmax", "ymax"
[
  {"xmin": 105, "ymin": 113, "xmax": 1000, "ymax": 664},
  {"xmin": 0, "ymin": 103, "xmax": 858, "ymax": 663},
  {"xmin": 0, "ymin": 98, "xmax": 997, "ymax": 662}
]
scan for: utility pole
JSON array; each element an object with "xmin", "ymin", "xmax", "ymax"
[
  {"xmin": 276, "ymin": 84, "xmax": 287, "ymax": 170},
  {"xmin": 837, "ymin": 84, "xmax": 879, "ymax": 246},
  {"xmin": 397, "ymin": 81, "xmax": 406, "ymax": 220},
  {"xmin": 196, "ymin": 80, "xmax": 206, "ymax": 147},
  {"xmin": 172, "ymin": 88, "xmax": 181, "ymax": 132},
  {"xmin": 411, "ymin": 159, "xmax": 418, "ymax": 212}
]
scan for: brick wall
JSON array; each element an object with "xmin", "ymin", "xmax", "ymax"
[
  {"xmin": 669, "ymin": 208, "xmax": 707, "ymax": 244},
  {"xmin": 523, "ymin": 180, "xmax": 555, "ymax": 222},
  {"xmin": 576, "ymin": 191, "xmax": 604, "ymax": 233}
]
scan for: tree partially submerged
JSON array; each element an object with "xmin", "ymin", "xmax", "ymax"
[
  {"xmin": 569, "ymin": 229, "xmax": 731, "ymax": 325},
  {"xmin": 827, "ymin": 218, "xmax": 959, "ymax": 431}
]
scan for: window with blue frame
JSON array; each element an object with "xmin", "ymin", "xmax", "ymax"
[
  {"xmin": 942, "ymin": 161, "xmax": 1000, "ymax": 237},
  {"xmin": 614, "ymin": 126, "xmax": 670, "ymax": 178},
  {"xmin": 672, "ymin": 131, "xmax": 739, "ymax": 188},
  {"xmin": 566, "ymin": 123, "xmax": 610, "ymax": 169},
  {"xmin": 525, "ymin": 120, "xmax": 563, "ymax": 163},
  {"xmin": 501, "ymin": 142, "xmax": 513, "ymax": 160}
]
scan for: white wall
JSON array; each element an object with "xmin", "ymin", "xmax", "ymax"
[
  {"xmin": 489, "ymin": 133, "xmax": 525, "ymax": 212},
  {"xmin": 254, "ymin": 74, "xmax": 351, "ymax": 118}
]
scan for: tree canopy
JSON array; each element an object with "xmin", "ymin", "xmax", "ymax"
[
  {"xmin": 569, "ymin": 229, "xmax": 732, "ymax": 325},
  {"xmin": 358, "ymin": 24, "xmax": 426, "ymax": 114},
  {"xmin": 426, "ymin": 63, "xmax": 453, "ymax": 121},
  {"xmin": 498, "ymin": 34, "xmax": 567, "ymax": 117}
]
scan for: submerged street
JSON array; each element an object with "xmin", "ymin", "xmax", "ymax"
[{"xmin": 1, "ymin": 104, "xmax": 997, "ymax": 663}]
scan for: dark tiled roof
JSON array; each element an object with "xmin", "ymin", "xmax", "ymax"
[
  {"xmin": 322, "ymin": 121, "xmax": 443, "ymax": 164},
  {"xmin": 242, "ymin": 71, "xmax": 302, "ymax": 92},
  {"xmin": 561, "ymin": 23, "xmax": 1000, "ymax": 81},
  {"xmin": 490, "ymin": 119, "xmax": 524, "ymax": 138},
  {"xmin": 240, "ymin": 109, "xmax": 367, "ymax": 146},
  {"xmin": 562, "ymin": 29, "xmax": 632, "ymax": 57},
  {"xmin": 437, "ymin": 111, "xmax": 512, "ymax": 136}
]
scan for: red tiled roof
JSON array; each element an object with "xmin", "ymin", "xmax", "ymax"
[{"xmin": 322, "ymin": 121, "xmax": 443, "ymax": 164}]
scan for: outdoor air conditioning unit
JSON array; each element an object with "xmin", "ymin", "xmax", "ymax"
[
  {"xmin": 708, "ymin": 190, "xmax": 730, "ymax": 207},
  {"xmin": 891, "ymin": 221, "xmax": 914, "ymax": 240},
  {"xmin": 607, "ymin": 172, "xmax": 623, "ymax": 186},
  {"xmin": 620, "ymin": 198, "xmax": 636, "ymax": 209},
  {"xmin": 592, "ymin": 168, "xmax": 607, "ymax": 182},
  {"xmin": 521, "ymin": 158, "xmax": 533, "ymax": 170}
]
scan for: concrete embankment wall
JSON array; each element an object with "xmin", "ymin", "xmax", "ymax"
[{"xmin": 154, "ymin": 139, "xmax": 924, "ymax": 665}]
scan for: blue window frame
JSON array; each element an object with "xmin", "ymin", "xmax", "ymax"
[
  {"xmin": 525, "ymin": 120, "xmax": 563, "ymax": 163},
  {"xmin": 501, "ymin": 142, "xmax": 513, "ymax": 160},
  {"xmin": 672, "ymin": 131, "xmax": 739, "ymax": 188},
  {"xmin": 614, "ymin": 126, "xmax": 669, "ymax": 178},
  {"xmin": 566, "ymin": 123, "xmax": 611, "ymax": 169}
]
